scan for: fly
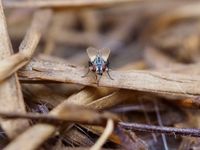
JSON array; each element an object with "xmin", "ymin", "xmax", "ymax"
[{"xmin": 82, "ymin": 47, "xmax": 113, "ymax": 84}]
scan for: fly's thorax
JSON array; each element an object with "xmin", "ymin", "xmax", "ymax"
[{"xmin": 94, "ymin": 55, "xmax": 106, "ymax": 64}]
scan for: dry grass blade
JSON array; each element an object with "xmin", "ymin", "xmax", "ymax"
[
  {"xmin": 3, "ymin": 0, "xmax": 142, "ymax": 8},
  {"xmin": 0, "ymin": 0, "xmax": 28, "ymax": 139},
  {"xmin": 20, "ymin": 58, "xmax": 200, "ymax": 98},
  {"xmin": 87, "ymin": 90, "xmax": 137, "ymax": 110},
  {"xmin": 65, "ymin": 86, "xmax": 115, "ymax": 106}
]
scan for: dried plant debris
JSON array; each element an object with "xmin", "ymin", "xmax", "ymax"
[
  {"xmin": 0, "ymin": 0, "xmax": 28, "ymax": 139},
  {"xmin": 0, "ymin": 0, "xmax": 200, "ymax": 150}
]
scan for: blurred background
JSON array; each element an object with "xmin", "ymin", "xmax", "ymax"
[{"xmin": 6, "ymin": 1, "xmax": 200, "ymax": 68}]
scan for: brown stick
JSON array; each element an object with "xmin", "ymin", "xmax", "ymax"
[{"xmin": 19, "ymin": 58, "xmax": 200, "ymax": 98}]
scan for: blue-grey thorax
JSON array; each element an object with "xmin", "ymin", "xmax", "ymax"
[{"xmin": 93, "ymin": 55, "xmax": 105, "ymax": 75}]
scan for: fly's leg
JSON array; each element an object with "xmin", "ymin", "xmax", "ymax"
[
  {"xmin": 82, "ymin": 69, "xmax": 90, "ymax": 78},
  {"xmin": 106, "ymin": 69, "xmax": 113, "ymax": 80},
  {"xmin": 96, "ymin": 75, "xmax": 102, "ymax": 86},
  {"xmin": 106, "ymin": 61, "xmax": 113, "ymax": 80},
  {"xmin": 82, "ymin": 61, "xmax": 92, "ymax": 78}
]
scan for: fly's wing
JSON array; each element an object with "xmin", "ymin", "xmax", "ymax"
[
  {"xmin": 100, "ymin": 48, "xmax": 110, "ymax": 61},
  {"xmin": 86, "ymin": 47, "xmax": 98, "ymax": 62}
]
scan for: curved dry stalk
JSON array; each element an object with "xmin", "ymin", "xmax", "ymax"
[
  {"xmin": 4, "ymin": 0, "xmax": 142, "ymax": 8},
  {"xmin": 90, "ymin": 119, "xmax": 114, "ymax": 150}
]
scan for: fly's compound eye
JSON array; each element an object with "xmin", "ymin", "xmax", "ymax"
[
  {"xmin": 88, "ymin": 61, "xmax": 94, "ymax": 71},
  {"xmin": 102, "ymin": 64, "xmax": 106, "ymax": 72},
  {"xmin": 92, "ymin": 65, "xmax": 96, "ymax": 72}
]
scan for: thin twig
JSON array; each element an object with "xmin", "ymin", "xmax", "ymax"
[
  {"xmin": 119, "ymin": 122, "xmax": 200, "ymax": 137},
  {"xmin": 0, "ymin": 108, "xmax": 119, "ymax": 126}
]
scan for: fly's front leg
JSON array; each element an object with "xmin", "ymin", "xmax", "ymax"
[
  {"xmin": 106, "ymin": 69, "xmax": 113, "ymax": 80},
  {"xmin": 106, "ymin": 61, "xmax": 113, "ymax": 80},
  {"xmin": 82, "ymin": 69, "xmax": 90, "ymax": 78},
  {"xmin": 96, "ymin": 74, "xmax": 102, "ymax": 86},
  {"xmin": 82, "ymin": 61, "xmax": 92, "ymax": 78}
]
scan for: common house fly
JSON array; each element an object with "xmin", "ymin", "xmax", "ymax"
[{"xmin": 82, "ymin": 47, "xmax": 113, "ymax": 83}]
